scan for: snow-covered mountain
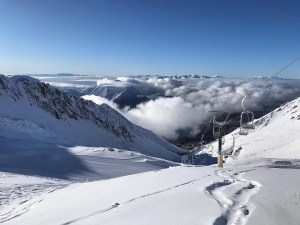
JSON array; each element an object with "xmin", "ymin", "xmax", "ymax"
[
  {"xmin": 1, "ymin": 84, "xmax": 300, "ymax": 225},
  {"xmin": 80, "ymin": 85, "xmax": 125, "ymax": 99},
  {"xmin": 126, "ymin": 74, "xmax": 224, "ymax": 79},
  {"xmin": 0, "ymin": 75, "xmax": 183, "ymax": 163},
  {"xmin": 81, "ymin": 85, "xmax": 149, "ymax": 108}
]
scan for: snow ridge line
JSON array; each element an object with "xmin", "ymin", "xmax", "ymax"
[
  {"xmin": 204, "ymin": 169, "xmax": 261, "ymax": 225},
  {"xmin": 61, "ymin": 174, "xmax": 210, "ymax": 225}
]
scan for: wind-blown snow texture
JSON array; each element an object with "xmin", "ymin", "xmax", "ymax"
[{"xmin": 0, "ymin": 75, "xmax": 182, "ymax": 163}]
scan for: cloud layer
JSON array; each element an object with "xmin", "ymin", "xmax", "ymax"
[
  {"xmin": 83, "ymin": 77, "xmax": 300, "ymax": 139},
  {"xmin": 126, "ymin": 97, "xmax": 208, "ymax": 139}
]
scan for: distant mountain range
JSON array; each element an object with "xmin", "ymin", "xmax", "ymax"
[
  {"xmin": 10, "ymin": 73, "xmax": 296, "ymax": 81},
  {"xmin": 12, "ymin": 73, "xmax": 226, "ymax": 79}
]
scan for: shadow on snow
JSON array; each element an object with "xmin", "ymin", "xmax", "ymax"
[{"xmin": 0, "ymin": 136, "xmax": 91, "ymax": 179}]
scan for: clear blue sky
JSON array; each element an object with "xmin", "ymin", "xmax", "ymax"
[{"xmin": 0, "ymin": 0, "xmax": 300, "ymax": 77}]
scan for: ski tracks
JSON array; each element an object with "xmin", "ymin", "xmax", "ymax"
[
  {"xmin": 62, "ymin": 168, "xmax": 261, "ymax": 225},
  {"xmin": 61, "ymin": 175, "xmax": 211, "ymax": 225},
  {"xmin": 205, "ymin": 168, "xmax": 261, "ymax": 225},
  {"xmin": 0, "ymin": 182, "xmax": 68, "ymax": 223}
]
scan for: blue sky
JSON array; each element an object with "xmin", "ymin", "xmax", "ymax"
[{"xmin": 0, "ymin": 0, "xmax": 300, "ymax": 77}]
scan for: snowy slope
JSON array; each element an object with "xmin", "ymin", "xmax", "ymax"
[
  {"xmin": 80, "ymin": 85, "xmax": 125, "ymax": 99},
  {"xmin": 1, "ymin": 95, "xmax": 300, "ymax": 225},
  {"xmin": 3, "ymin": 160, "xmax": 300, "ymax": 225},
  {"xmin": 80, "ymin": 85, "xmax": 149, "ymax": 108},
  {"xmin": 200, "ymin": 96, "xmax": 300, "ymax": 160},
  {"xmin": 0, "ymin": 75, "xmax": 183, "ymax": 163},
  {"xmin": 112, "ymin": 86, "xmax": 149, "ymax": 109},
  {"xmin": 0, "ymin": 147, "xmax": 179, "ymax": 223}
]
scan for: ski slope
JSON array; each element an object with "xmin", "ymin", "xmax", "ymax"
[
  {"xmin": 2, "ymin": 159, "xmax": 300, "ymax": 225},
  {"xmin": 1, "ymin": 75, "xmax": 300, "ymax": 224},
  {"xmin": 0, "ymin": 146, "xmax": 178, "ymax": 223},
  {"xmin": 202, "ymin": 96, "xmax": 300, "ymax": 160}
]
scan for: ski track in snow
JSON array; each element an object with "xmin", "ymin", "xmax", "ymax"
[
  {"xmin": 61, "ymin": 174, "xmax": 211, "ymax": 225},
  {"xmin": 205, "ymin": 169, "xmax": 261, "ymax": 225},
  {"xmin": 0, "ymin": 173, "xmax": 69, "ymax": 224}
]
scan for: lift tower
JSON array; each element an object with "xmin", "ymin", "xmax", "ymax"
[{"xmin": 212, "ymin": 113, "xmax": 231, "ymax": 167}]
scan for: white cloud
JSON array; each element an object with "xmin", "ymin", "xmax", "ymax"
[
  {"xmin": 96, "ymin": 78, "xmax": 115, "ymax": 86},
  {"xmin": 81, "ymin": 78, "xmax": 300, "ymax": 139},
  {"xmin": 82, "ymin": 95, "xmax": 120, "ymax": 112},
  {"xmin": 125, "ymin": 97, "xmax": 208, "ymax": 139}
]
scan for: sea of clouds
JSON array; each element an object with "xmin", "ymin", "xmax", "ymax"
[
  {"xmin": 79, "ymin": 76, "xmax": 300, "ymax": 139},
  {"xmin": 31, "ymin": 75, "xmax": 300, "ymax": 139}
]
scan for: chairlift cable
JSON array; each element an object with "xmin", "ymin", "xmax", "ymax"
[
  {"xmin": 199, "ymin": 57, "xmax": 300, "ymax": 151},
  {"xmin": 239, "ymin": 56, "xmax": 300, "ymax": 135},
  {"xmin": 241, "ymin": 56, "xmax": 300, "ymax": 111}
]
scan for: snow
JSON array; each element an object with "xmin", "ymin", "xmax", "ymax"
[
  {"xmin": 0, "ymin": 146, "xmax": 178, "ymax": 223},
  {"xmin": 0, "ymin": 172, "xmax": 69, "ymax": 223},
  {"xmin": 1, "ymin": 75, "xmax": 300, "ymax": 224},
  {"xmin": 0, "ymin": 75, "xmax": 183, "ymax": 162},
  {"xmin": 1, "ymin": 166, "xmax": 219, "ymax": 225},
  {"xmin": 200, "ymin": 97, "xmax": 300, "ymax": 160},
  {"xmin": 243, "ymin": 163, "xmax": 300, "ymax": 225},
  {"xmin": 2, "ymin": 160, "xmax": 300, "ymax": 225}
]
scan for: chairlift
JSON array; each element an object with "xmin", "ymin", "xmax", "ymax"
[
  {"xmin": 231, "ymin": 134, "xmax": 236, "ymax": 147},
  {"xmin": 181, "ymin": 155, "xmax": 188, "ymax": 164},
  {"xmin": 239, "ymin": 111, "xmax": 254, "ymax": 135},
  {"xmin": 213, "ymin": 126, "xmax": 222, "ymax": 139},
  {"xmin": 200, "ymin": 135, "xmax": 206, "ymax": 150},
  {"xmin": 239, "ymin": 94, "xmax": 255, "ymax": 135},
  {"xmin": 213, "ymin": 126, "xmax": 226, "ymax": 143},
  {"xmin": 239, "ymin": 127, "xmax": 249, "ymax": 135},
  {"xmin": 191, "ymin": 155, "xmax": 195, "ymax": 165},
  {"xmin": 212, "ymin": 113, "xmax": 231, "ymax": 139},
  {"xmin": 240, "ymin": 111, "xmax": 255, "ymax": 129}
]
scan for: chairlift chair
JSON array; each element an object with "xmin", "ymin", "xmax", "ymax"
[
  {"xmin": 239, "ymin": 127, "xmax": 249, "ymax": 135},
  {"xmin": 213, "ymin": 126, "xmax": 222, "ymax": 139},
  {"xmin": 239, "ymin": 111, "xmax": 254, "ymax": 135},
  {"xmin": 240, "ymin": 111, "xmax": 255, "ymax": 129}
]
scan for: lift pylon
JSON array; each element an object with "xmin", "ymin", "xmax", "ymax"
[{"xmin": 212, "ymin": 113, "xmax": 231, "ymax": 167}]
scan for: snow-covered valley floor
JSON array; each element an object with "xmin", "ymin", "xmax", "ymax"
[{"xmin": 1, "ymin": 158, "xmax": 300, "ymax": 225}]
